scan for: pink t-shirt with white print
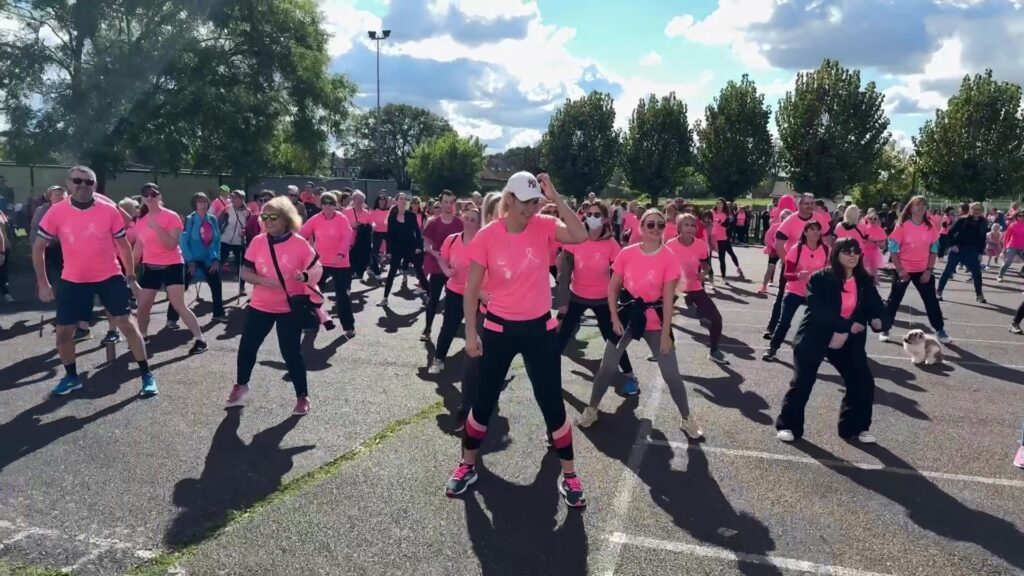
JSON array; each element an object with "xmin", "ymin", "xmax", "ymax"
[
  {"xmin": 562, "ymin": 238, "xmax": 620, "ymax": 300},
  {"xmin": 244, "ymin": 233, "xmax": 318, "ymax": 314},
  {"xmin": 612, "ymin": 243, "xmax": 681, "ymax": 331},
  {"xmin": 666, "ymin": 236, "xmax": 710, "ymax": 293},
  {"xmin": 136, "ymin": 207, "xmax": 185, "ymax": 266},
  {"xmin": 37, "ymin": 199, "xmax": 126, "ymax": 283},
  {"xmin": 784, "ymin": 244, "xmax": 828, "ymax": 297},
  {"xmin": 300, "ymin": 211, "xmax": 353, "ymax": 268},
  {"xmin": 469, "ymin": 215, "xmax": 559, "ymax": 321}
]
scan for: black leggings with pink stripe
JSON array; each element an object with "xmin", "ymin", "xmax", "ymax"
[{"xmin": 463, "ymin": 312, "xmax": 574, "ymax": 461}]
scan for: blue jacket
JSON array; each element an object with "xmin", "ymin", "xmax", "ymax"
[{"xmin": 180, "ymin": 212, "xmax": 221, "ymax": 279}]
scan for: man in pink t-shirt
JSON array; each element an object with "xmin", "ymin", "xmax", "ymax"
[
  {"xmin": 32, "ymin": 165, "xmax": 156, "ymax": 397},
  {"xmin": 421, "ymin": 190, "xmax": 464, "ymax": 340},
  {"xmin": 767, "ymin": 193, "xmax": 831, "ymax": 337}
]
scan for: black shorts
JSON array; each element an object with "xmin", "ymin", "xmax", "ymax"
[
  {"xmin": 56, "ymin": 275, "xmax": 131, "ymax": 325},
  {"xmin": 139, "ymin": 263, "xmax": 186, "ymax": 291},
  {"xmin": 768, "ymin": 254, "xmax": 780, "ymax": 265}
]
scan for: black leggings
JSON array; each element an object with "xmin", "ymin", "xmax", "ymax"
[
  {"xmin": 168, "ymin": 265, "xmax": 224, "ymax": 320},
  {"xmin": 767, "ymin": 267, "xmax": 790, "ymax": 331},
  {"xmin": 768, "ymin": 293, "xmax": 806, "ymax": 351},
  {"xmin": 435, "ymin": 289, "xmax": 464, "ymax": 362},
  {"xmin": 886, "ymin": 271, "xmax": 944, "ymax": 332},
  {"xmin": 1014, "ymin": 299, "xmax": 1024, "ymax": 325},
  {"xmin": 776, "ymin": 332, "xmax": 874, "ymax": 439},
  {"xmin": 717, "ymin": 240, "xmax": 740, "ymax": 276},
  {"xmin": 324, "ymin": 266, "xmax": 355, "ymax": 331},
  {"xmin": 0, "ymin": 252, "xmax": 9, "ymax": 296},
  {"xmin": 371, "ymin": 232, "xmax": 387, "ymax": 273},
  {"xmin": 557, "ymin": 299, "xmax": 633, "ymax": 374},
  {"xmin": 683, "ymin": 290, "xmax": 722, "ymax": 350},
  {"xmin": 220, "ymin": 243, "xmax": 245, "ymax": 290},
  {"xmin": 424, "ymin": 273, "xmax": 448, "ymax": 333},
  {"xmin": 463, "ymin": 313, "xmax": 573, "ymax": 461},
  {"xmin": 383, "ymin": 252, "xmax": 429, "ymax": 298},
  {"xmin": 236, "ymin": 307, "xmax": 308, "ymax": 397}
]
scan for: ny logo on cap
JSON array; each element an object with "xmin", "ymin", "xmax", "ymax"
[{"xmin": 528, "ymin": 178, "xmax": 538, "ymax": 188}]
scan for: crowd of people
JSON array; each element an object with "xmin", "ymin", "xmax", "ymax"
[{"xmin": 3, "ymin": 164, "xmax": 1024, "ymax": 509}]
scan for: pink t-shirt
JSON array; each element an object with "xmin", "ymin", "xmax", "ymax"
[
  {"xmin": 1004, "ymin": 221, "xmax": 1024, "ymax": 250},
  {"xmin": 244, "ymin": 233, "xmax": 318, "ymax": 314},
  {"xmin": 371, "ymin": 209, "xmax": 390, "ymax": 232},
  {"xmin": 38, "ymin": 199, "xmax": 127, "ymax": 283},
  {"xmin": 422, "ymin": 215, "xmax": 464, "ymax": 275},
  {"xmin": 563, "ymin": 238, "xmax": 620, "ymax": 300},
  {"xmin": 711, "ymin": 211, "xmax": 728, "ymax": 241},
  {"xmin": 136, "ymin": 207, "xmax": 185, "ymax": 266},
  {"xmin": 776, "ymin": 212, "xmax": 831, "ymax": 254},
  {"xmin": 469, "ymin": 215, "xmax": 559, "ymax": 321},
  {"xmin": 784, "ymin": 244, "xmax": 828, "ymax": 297},
  {"xmin": 441, "ymin": 232, "xmax": 471, "ymax": 295},
  {"xmin": 662, "ymin": 220, "xmax": 678, "ymax": 243},
  {"xmin": 622, "ymin": 212, "xmax": 639, "ymax": 240},
  {"xmin": 343, "ymin": 207, "xmax": 371, "ymax": 229},
  {"xmin": 612, "ymin": 244, "xmax": 681, "ymax": 331},
  {"xmin": 300, "ymin": 211, "xmax": 353, "ymax": 268},
  {"xmin": 889, "ymin": 220, "xmax": 939, "ymax": 273},
  {"xmin": 763, "ymin": 223, "xmax": 782, "ymax": 255},
  {"xmin": 666, "ymin": 237, "xmax": 710, "ymax": 293},
  {"xmin": 833, "ymin": 223, "xmax": 868, "ymax": 249},
  {"xmin": 736, "ymin": 211, "xmax": 747, "ymax": 226},
  {"xmin": 840, "ymin": 277, "xmax": 857, "ymax": 319}
]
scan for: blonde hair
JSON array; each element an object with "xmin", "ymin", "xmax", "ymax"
[
  {"xmin": 263, "ymin": 196, "xmax": 302, "ymax": 231},
  {"xmin": 991, "ymin": 223, "xmax": 1001, "ymax": 233},
  {"xmin": 482, "ymin": 192, "xmax": 503, "ymax": 225},
  {"xmin": 843, "ymin": 204, "xmax": 860, "ymax": 225},
  {"xmin": 118, "ymin": 197, "xmax": 139, "ymax": 214}
]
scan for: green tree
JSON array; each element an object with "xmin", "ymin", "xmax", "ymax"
[
  {"xmin": 775, "ymin": 59, "xmax": 890, "ymax": 199},
  {"xmin": 696, "ymin": 75, "xmax": 773, "ymax": 200},
  {"xmin": 408, "ymin": 133, "xmax": 486, "ymax": 196},
  {"xmin": 345, "ymin": 104, "xmax": 454, "ymax": 189},
  {"xmin": 0, "ymin": 0, "xmax": 355, "ymax": 184},
  {"xmin": 622, "ymin": 93, "xmax": 692, "ymax": 206},
  {"xmin": 541, "ymin": 91, "xmax": 620, "ymax": 200},
  {"xmin": 851, "ymin": 142, "xmax": 917, "ymax": 209},
  {"xmin": 914, "ymin": 69, "xmax": 1024, "ymax": 201},
  {"xmin": 494, "ymin": 145, "xmax": 542, "ymax": 173}
]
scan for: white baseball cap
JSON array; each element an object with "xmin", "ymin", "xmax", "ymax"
[{"xmin": 504, "ymin": 171, "xmax": 543, "ymax": 202}]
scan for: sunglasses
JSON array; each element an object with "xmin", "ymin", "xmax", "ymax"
[
  {"xmin": 258, "ymin": 197, "xmax": 272, "ymax": 203},
  {"xmin": 141, "ymin": 190, "xmax": 161, "ymax": 198},
  {"xmin": 260, "ymin": 213, "xmax": 280, "ymax": 222},
  {"xmin": 840, "ymin": 247, "xmax": 862, "ymax": 256},
  {"xmin": 645, "ymin": 221, "xmax": 667, "ymax": 230},
  {"xmin": 71, "ymin": 177, "xmax": 96, "ymax": 186},
  {"xmin": 321, "ymin": 200, "xmax": 337, "ymax": 206}
]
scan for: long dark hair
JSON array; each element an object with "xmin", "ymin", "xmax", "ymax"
[
  {"xmin": 899, "ymin": 195, "xmax": 932, "ymax": 228},
  {"xmin": 830, "ymin": 237, "xmax": 871, "ymax": 287},
  {"xmin": 714, "ymin": 197, "xmax": 731, "ymax": 215},
  {"xmin": 373, "ymin": 194, "xmax": 388, "ymax": 210}
]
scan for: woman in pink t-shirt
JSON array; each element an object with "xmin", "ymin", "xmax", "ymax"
[
  {"xmin": 775, "ymin": 237, "xmax": 886, "ymax": 443},
  {"xmin": 712, "ymin": 198, "xmax": 743, "ymax": 281},
  {"xmin": 577, "ymin": 208, "xmax": 704, "ymax": 442},
  {"xmin": 998, "ymin": 210, "xmax": 1024, "ymax": 280},
  {"xmin": 859, "ymin": 210, "xmax": 888, "ymax": 278},
  {"xmin": 666, "ymin": 213, "xmax": 727, "ymax": 364},
  {"xmin": 554, "ymin": 202, "xmax": 637, "ymax": 390},
  {"xmin": 226, "ymin": 197, "xmax": 322, "ymax": 416},
  {"xmin": 134, "ymin": 183, "xmax": 207, "ymax": 355},
  {"xmin": 879, "ymin": 195, "xmax": 947, "ymax": 343},
  {"xmin": 300, "ymin": 190, "xmax": 355, "ymax": 337},
  {"xmin": 370, "ymin": 194, "xmax": 390, "ymax": 271},
  {"xmin": 759, "ymin": 209, "xmax": 792, "ymax": 294},
  {"xmin": 763, "ymin": 219, "xmax": 828, "ymax": 361},
  {"xmin": 446, "ymin": 172, "xmax": 589, "ymax": 508},
  {"xmin": 429, "ymin": 206, "xmax": 480, "ymax": 373}
]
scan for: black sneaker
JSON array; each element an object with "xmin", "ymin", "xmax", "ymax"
[
  {"xmin": 976, "ymin": 295, "xmax": 987, "ymax": 304},
  {"xmin": 419, "ymin": 330, "xmax": 430, "ymax": 342},
  {"xmin": 708, "ymin": 349, "xmax": 729, "ymax": 364},
  {"xmin": 1011, "ymin": 323, "xmax": 1023, "ymax": 335},
  {"xmin": 445, "ymin": 462, "xmax": 478, "ymax": 497},
  {"xmin": 73, "ymin": 328, "xmax": 92, "ymax": 342},
  {"xmin": 558, "ymin": 473, "xmax": 587, "ymax": 508},
  {"xmin": 762, "ymin": 331, "xmax": 772, "ymax": 340},
  {"xmin": 761, "ymin": 349, "xmax": 777, "ymax": 362},
  {"xmin": 936, "ymin": 291, "xmax": 943, "ymax": 301},
  {"xmin": 188, "ymin": 340, "xmax": 208, "ymax": 355},
  {"xmin": 101, "ymin": 330, "xmax": 122, "ymax": 344}
]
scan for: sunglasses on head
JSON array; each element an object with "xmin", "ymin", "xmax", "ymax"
[
  {"xmin": 71, "ymin": 177, "xmax": 95, "ymax": 186},
  {"xmin": 645, "ymin": 220, "xmax": 666, "ymax": 230},
  {"xmin": 260, "ymin": 213, "xmax": 280, "ymax": 222}
]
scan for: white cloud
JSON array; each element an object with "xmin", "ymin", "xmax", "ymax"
[
  {"xmin": 319, "ymin": 0, "xmax": 383, "ymax": 58},
  {"xmin": 609, "ymin": 71, "xmax": 716, "ymax": 131},
  {"xmin": 505, "ymin": 128, "xmax": 543, "ymax": 149},
  {"xmin": 665, "ymin": 0, "xmax": 774, "ymax": 69},
  {"xmin": 440, "ymin": 100, "xmax": 504, "ymax": 141},
  {"xmin": 638, "ymin": 51, "xmax": 662, "ymax": 67},
  {"xmin": 884, "ymin": 36, "xmax": 966, "ymax": 116},
  {"xmin": 664, "ymin": 15, "xmax": 694, "ymax": 38}
]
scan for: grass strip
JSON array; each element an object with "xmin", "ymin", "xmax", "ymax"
[{"xmin": 127, "ymin": 400, "xmax": 444, "ymax": 576}]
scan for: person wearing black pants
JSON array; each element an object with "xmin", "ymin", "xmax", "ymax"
[
  {"xmin": 446, "ymin": 171, "xmax": 589, "ymax": 508},
  {"xmin": 1011, "ymin": 299, "xmax": 1024, "ymax": 334},
  {"xmin": 937, "ymin": 201, "xmax": 988, "ymax": 303},
  {"xmin": 776, "ymin": 238, "xmax": 887, "ymax": 443},
  {"xmin": 666, "ymin": 213, "xmax": 728, "ymax": 364},
  {"xmin": 235, "ymin": 308, "xmax": 307, "ymax": 397},
  {"xmin": 711, "ymin": 199, "xmax": 744, "ymax": 279},
  {"xmin": 378, "ymin": 193, "xmax": 429, "ymax": 306},
  {"xmin": 763, "ymin": 222, "xmax": 827, "ymax": 360},
  {"xmin": 421, "ymin": 192, "xmax": 464, "ymax": 341},
  {"xmin": 429, "ymin": 209, "xmax": 478, "ymax": 374}
]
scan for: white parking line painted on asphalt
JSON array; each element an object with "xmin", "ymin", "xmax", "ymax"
[
  {"xmin": 607, "ymin": 532, "xmax": 895, "ymax": 576},
  {"xmin": 646, "ymin": 441, "xmax": 1024, "ymax": 488}
]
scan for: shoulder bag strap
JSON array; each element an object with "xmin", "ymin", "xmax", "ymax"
[{"xmin": 267, "ymin": 238, "xmax": 291, "ymax": 299}]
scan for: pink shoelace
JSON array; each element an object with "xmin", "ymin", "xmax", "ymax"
[
  {"xmin": 563, "ymin": 475, "xmax": 583, "ymax": 493},
  {"xmin": 452, "ymin": 463, "xmax": 474, "ymax": 480}
]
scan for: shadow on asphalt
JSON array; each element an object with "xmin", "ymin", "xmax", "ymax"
[
  {"xmin": 944, "ymin": 343, "xmax": 1024, "ymax": 386},
  {"xmin": 165, "ymin": 410, "xmax": 312, "ymax": 548},
  {"xmin": 794, "ymin": 441, "xmax": 1024, "ymax": 572},
  {"xmin": 688, "ymin": 364, "xmax": 773, "ymax": 426},
  {"xmin": 0, "ymin": 316, "xmax": 54, "ymax": 341}
]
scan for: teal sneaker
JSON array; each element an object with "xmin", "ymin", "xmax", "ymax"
[
  {"xmin": 51, "ymin": 375, "xmax": 83, "ymax": 396},
  {"xmin": 621, "ymin": 375, "xmax": 640, "ymax": 396},
  {"xmin": 139, "ymin": 373, "xmax": 158, "ymax": 398}
]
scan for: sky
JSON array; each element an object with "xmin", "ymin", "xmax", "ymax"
[{"xmin": 322, "ymin": 0, "xmax": 1024, "ymax": 153}]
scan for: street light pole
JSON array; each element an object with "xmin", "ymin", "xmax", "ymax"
[{"xmin": 367, "ymin": 29, "xmax": 391, "ymax": 112}]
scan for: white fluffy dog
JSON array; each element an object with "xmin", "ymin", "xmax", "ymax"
[{"xmin": 902, "ymin": 329, "xmax": 943, "ymax": 365}]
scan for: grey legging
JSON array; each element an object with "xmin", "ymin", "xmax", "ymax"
[{"xmin": 588, "ymin": 328, "xmax": 690, "ymax": 419}]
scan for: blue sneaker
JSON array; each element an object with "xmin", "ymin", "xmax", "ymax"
[
  {"xmin": 139, "ymin": 373, "xmax": 158, "ymax": 398},
  {"xmin": 51, "ymin": 375, "xmax": 83, "ymax": 396},
  {"xmin": 621, "ymin": 375, "xmax": 640, "ymax": 396}
]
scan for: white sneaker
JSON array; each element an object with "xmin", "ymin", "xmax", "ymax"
[
  {"xmin": 428, "ymin": 359, "xmax": 444, "ymax": 374},
  {"xmin": 680, "ymin": 417, "xmax": 705, "ymax": 440},
  {"xmin": 856, "ymin": 431, "xmax": 877, "ymax": 444},
  {"xmin": 878, "ymin": 332, "xmax": 892, "ymax": 343},
  {"xmin": 377, "ymin": 298, "xmax": 388, "ymax": 307},
  {"xmin": 776, "ymin": 429, "xmax": 795, "ymax": 442},
  {"xmin": 576, "ymin": 407, "xmax": 599, "ymax": 428},
  {"xmin": 2, "ymin": 294, "xmax": 13, "ymax": 304}
]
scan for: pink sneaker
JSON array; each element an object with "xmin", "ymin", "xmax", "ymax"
[
  {"xmin": 1014, "ymin": 446, "xmax": 1024, "ymax": 469},
  {"xmin": 226, "ymin": 384, "xmax": 248, "ymax": 407},
  {"xmin": 757, "ymin": 285, "xmax": 767, "ymax": 294},
  {"xmin": 293, "ymin": 397, "xmax": 310, "ymax": 416}
]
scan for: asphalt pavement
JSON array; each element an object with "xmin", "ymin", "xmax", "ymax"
[{"xmin": 1, "ymin": 247, "xmax": 1022, "ymax": 576}]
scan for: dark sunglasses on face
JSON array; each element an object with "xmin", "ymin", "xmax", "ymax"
[
  {"xmin": 840, "ymin": 246, "xmax": 862, "ymax": 255},
  {"xmin": 645, "ymin": 220, "xmax": 667, "ymax": 230},
  {"xmin": 321, "ymin": 200, "xmax": 337, "ymax": 206},
  {"xmin": 260, "ymin": 213, "xmax": 280, "ymax": 222},
  {"xmin": 258, "ymin": 197, "xmax": 271, "ymax": 203},
  {"xmin": 71, "ymin": 177, "xmax": 95, "ymax": 186}
]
